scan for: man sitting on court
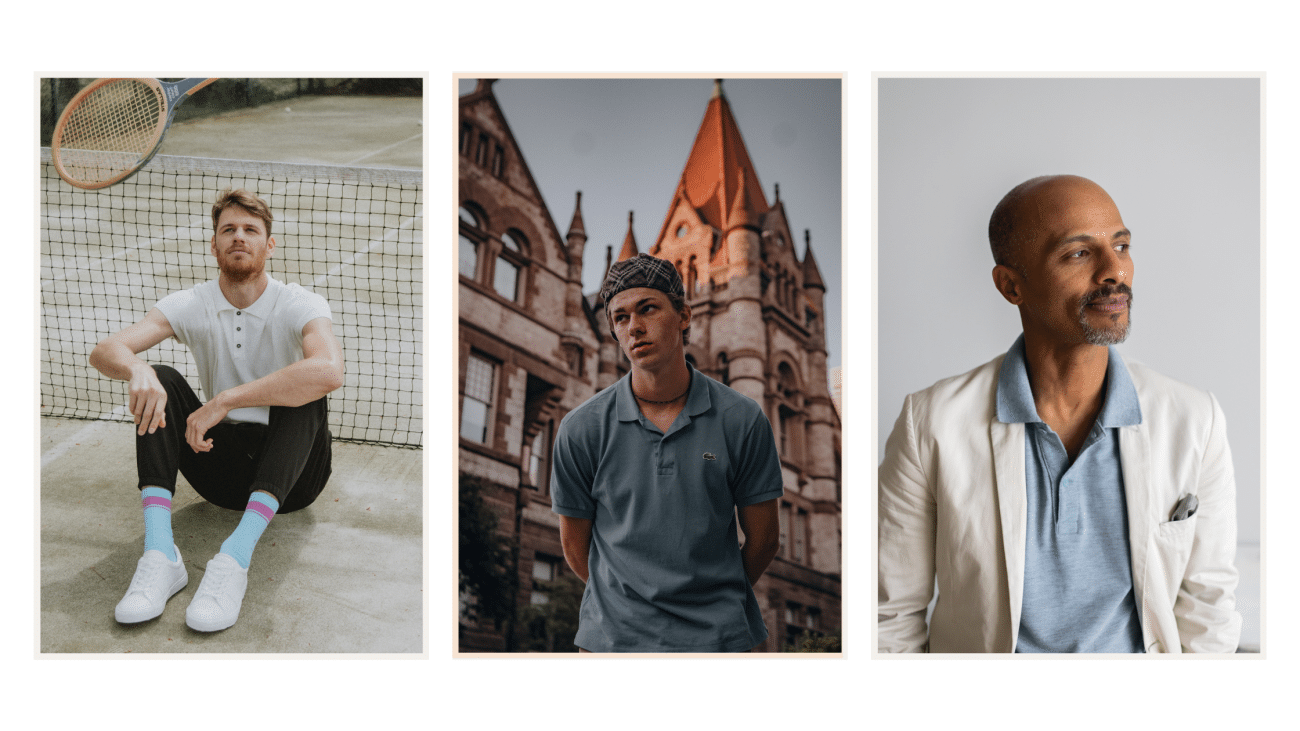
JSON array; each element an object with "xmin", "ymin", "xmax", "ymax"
[{"xmin": 90, "ymin": 188, "xmax": 344, "ymax": 632}]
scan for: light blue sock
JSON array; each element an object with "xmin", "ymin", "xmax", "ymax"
[
  {"xmin": 140, "ymin": 487, "xmax": 176, "ymax": 561},
  {"xmin": 219, "ymin": 492, "xmax": 279, "ymax": 569}
]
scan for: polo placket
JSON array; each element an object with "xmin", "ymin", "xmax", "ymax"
[{"xmin": 233, "ymin": 310, "xmax": 246, "ymax": 360}]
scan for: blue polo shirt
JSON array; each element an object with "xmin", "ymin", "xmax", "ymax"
[
  {"xmin": 550, "ymin": 362, "xmax": 784, "ymax": 652},
  {"xmin": 995, "ymin": 335, "xmax": 1145, "ymax": 653}
]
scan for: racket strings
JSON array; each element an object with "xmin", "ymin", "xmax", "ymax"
[{"xmin": 56, "ymin": 80, "xmax": 165, "ymax": 186}]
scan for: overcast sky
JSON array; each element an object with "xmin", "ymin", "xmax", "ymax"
[{"xmin": 458, "ymin": 77, "xmax": 842, "ymax": 373}]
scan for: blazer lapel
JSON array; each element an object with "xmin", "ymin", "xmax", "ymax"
[
  {"xmin": 1120, "ymin": 423, "xmax": 1155, "ymax": 648},
  {"xmin": 990, "ymin": 419, "xmax": 1026, "ymax": 651}
]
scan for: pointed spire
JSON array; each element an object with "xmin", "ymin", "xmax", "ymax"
[
  {"xmin": 566, "ymin": 190, "xmax": 586, "ymax": 238},
  {"xmin": 618, "ymin": 211, "xmax": 639, "ymax": 261},
  {"xmin": 605, "ymin": 245, "xmax": 613, "ymax": 279},
  {"xmin": 668, "ymin": 81, "xmax": 769, "ymax": 237},
  {"xmin": 774, "ymin": 182, "xmax": 780, "ymax": 202},
  {"xmin": 802, "ymin": 229, "xmax": 825, "ymax": 290},
  {"xmin": 728, "ymin": 165, "xmax": 758, "ymax": 229}
]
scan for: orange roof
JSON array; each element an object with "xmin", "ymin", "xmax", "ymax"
[{"xmin": 678, "ymin": 81, "xmax": 768, "ymax": 231}]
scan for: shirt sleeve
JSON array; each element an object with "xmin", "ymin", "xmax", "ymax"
[
  {"xmin": 877, "ymin": 393, "xmax": 937, "ymax": 653},
  {"xmin": 550, "ymin": 412, "xmax": 597, "ymax": 520},
  {"xmin": 1174, "ymin": 391, "xmax": 1243, "ymax": 652},
  {"xmin": 284, "ymin": 285, "xmax": 333, "ymax": 331},
  {"xmin": 731, "ymin": 407, "xmax": 784, "ymax": 507},
  {"xmin": 153, "ymin": 288, "xmax": 199, "ymax": 347}
]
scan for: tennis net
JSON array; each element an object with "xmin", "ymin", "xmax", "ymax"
[{"xmin": 39, "ymin": 148, "xmax": 423, "ymax": 448}]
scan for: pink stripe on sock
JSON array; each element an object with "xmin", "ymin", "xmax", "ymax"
[
  {"xmin": 246, "ymin": 500, "xmax": 276, "ymax": 523},
  {"xmin": 142, "ymin": 496, "xmax": 171, "ymax": 509}
]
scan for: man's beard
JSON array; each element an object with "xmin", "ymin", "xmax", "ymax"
[
  {"xmin": 1079, "ymin": 283, "xmax": 1133, "ymax": 345},
  {"xmin": 218, "ymin": 251, "xmax": 263, "ymax": 283}
]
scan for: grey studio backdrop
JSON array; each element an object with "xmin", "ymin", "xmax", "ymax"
[{"xmin": 876, "ymin": 77, "xmax": 1261, "ymax": 646}]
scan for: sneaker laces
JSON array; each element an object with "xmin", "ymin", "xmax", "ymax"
[{"xmin": 127, "ymin": 556, "xmax": 162, "ymax": 593}]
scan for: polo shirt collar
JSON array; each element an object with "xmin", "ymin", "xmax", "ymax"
[
  {"xmin": 213, "ymin": 276, "xmax": 280, "ymax": 319},
  {"xmin": 995, "ymin": 333, "xmax": 1142, "ymax": 427},
  {"xmin": 615, "ymin": 360, "xmax": 711, "ymax": 423}
]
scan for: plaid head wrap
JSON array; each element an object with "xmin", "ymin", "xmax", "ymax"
[
  {"xmin": 599, "ymin": 254, "xmax": 684, "ymax": 308},
  {"xmin": 599, "ymin": 254, "xmax": 688, "ymax": 342}
]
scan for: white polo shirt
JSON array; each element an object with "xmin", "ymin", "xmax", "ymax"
[{"xmin": 154, "ymin": 277, "xmax": 333, "ymax": 424}]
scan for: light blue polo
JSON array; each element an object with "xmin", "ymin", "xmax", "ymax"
[
  {"xmin": 550, "ymin": 362, "xmax": 784, "ymax": 652},
  {"xmin": 996, "ymin": 334, "xmax": 1145, "ymax": 653}
]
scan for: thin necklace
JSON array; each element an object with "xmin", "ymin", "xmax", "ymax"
[{"xmin": 632, "ymin": 383, "xmax": 689, "ymax": 404}]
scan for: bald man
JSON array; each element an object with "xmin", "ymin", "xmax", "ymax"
[{"xmin": 878, "ymin": 175, "xmax": 1241, "ymax": 653}]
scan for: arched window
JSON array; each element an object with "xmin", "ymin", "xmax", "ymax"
[
  {"xmin": 494, "ymin": 229, "xmax": 529, "ymax": 303},
  {"xmin": 459, "ymin": 203, "xmax": 486, "ymax": 281},
  {"xmin": 778, "ymin": 362, "xmax": 798, "ymax": 398},
  {"xmin": 459, "ymin": 234, "xmax": 478, "ymax": 278}
]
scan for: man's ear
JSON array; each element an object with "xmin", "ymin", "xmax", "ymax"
[
  {"xmin": 679, "ymin": 301, "xmax": 691, "ymax": 332},
  {"xmin": 266, "ymin": 236, "xmax": 276, "ymax": 258},
  {"xmin": 992, "ymin": 264, "xmax": 1024, "ymax": 305},
  {"xmin": 210, "ymin": 236, "xmax": 217, "ymax": 258}
]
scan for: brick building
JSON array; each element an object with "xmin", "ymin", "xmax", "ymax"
[{"xmin": 458, "ymin": 79, "xmax": 841, "ymax": 652}]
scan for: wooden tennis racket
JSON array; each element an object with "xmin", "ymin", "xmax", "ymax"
[{"xmin": 51, "ymin": 78, "xmax": 218, "ymax": 189}]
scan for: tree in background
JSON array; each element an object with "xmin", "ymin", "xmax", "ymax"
[
  {"xmin": 784, "ymin": 629, "xmax": 842, "ymax": 653},
  {"xmin": 518, "ymin": 574, "xmax": 585, "ymax": 652},
  {"xmin": 458, "ymin": 474, "xmax": 516, "ymax": 629}
]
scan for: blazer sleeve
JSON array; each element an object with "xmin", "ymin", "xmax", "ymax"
[
  {"xmin": 878, "ymin": 393, "xmax": 936, "ymax": 653},
  {"xmin": 1174, "ymin": 392, "xmax": 1243, "ymax": 652}
]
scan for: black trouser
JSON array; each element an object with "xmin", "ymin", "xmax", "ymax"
[{"xmin": 136, "ymin": 365, "xmax": 332, "ymax": 514}]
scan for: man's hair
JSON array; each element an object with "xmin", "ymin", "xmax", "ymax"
[
  {"xmin": 211, "ymin": 188, "xmax": 274, "ymax": 237},
  {"xmin": 667, "ymin": 291, "xmax": 691, "ymax": 346}
]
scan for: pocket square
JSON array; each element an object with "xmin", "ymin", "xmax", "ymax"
[{"xmin": 1170, "ymin": 493, "xmax": 1198, "ymax": 521}]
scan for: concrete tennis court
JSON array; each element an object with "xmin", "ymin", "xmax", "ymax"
[{"xmin": 38, "ymin": 91, "xmax": 424, "ymax": 653}]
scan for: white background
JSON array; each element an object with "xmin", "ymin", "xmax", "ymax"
[{"xmin": 15, "ymin": 1, "xmax": 1297, "ymax": 728}]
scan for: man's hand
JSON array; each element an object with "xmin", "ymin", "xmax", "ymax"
[
  {"xmin": 185, "ymin": 397, "xmax": 230, "ymax": 453},
  {"xmin": 128, "ymin": 364, "xmax": 168, "ymax": 436}
]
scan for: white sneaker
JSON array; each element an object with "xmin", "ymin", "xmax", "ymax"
[
  {"xmin": 185, "ymin": 553, "xmax": 249, "ymax": 632},
  {"xmin": 115, "ymin": 546, "xmax": 188, "ymax": 624}
]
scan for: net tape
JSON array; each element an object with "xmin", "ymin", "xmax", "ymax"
[{"xmin": 40, "ymin": 148, "xmax": 423, "ymax": 448}]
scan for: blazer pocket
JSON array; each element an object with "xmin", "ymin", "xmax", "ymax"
[{"xmin": 1150, "ymin": 515, "xmax": 1198, "ymax": 600}]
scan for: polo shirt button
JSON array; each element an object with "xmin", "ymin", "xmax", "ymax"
[
  {"xmin": 237, "ymin": 344, "xmax": 242, "ymax": 348},
  {"xmin": 236, "ymin": 311, "xmax": 242, "ymax": 316},
  {"xmin": 236, "ymin": 327, "xmax": 241, "ymax": 331}
]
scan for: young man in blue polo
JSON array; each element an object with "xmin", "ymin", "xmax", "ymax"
[{"xmin": 550, "ymin": 254, "xmax": 783, "ymax": 652}]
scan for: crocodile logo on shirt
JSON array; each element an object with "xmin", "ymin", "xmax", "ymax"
[{"xmin": 702, "ymin": 452, "xmax": 716, "ymax": 460}]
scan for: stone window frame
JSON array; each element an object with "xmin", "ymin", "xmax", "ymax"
[{"xmin": 459, "ymin": 350, "xmax": 499, "ymax": 447}]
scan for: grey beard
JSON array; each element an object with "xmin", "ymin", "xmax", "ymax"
[
  {"xmin": 1079, "ymin": 285, "xmax": 1132, "ymax": 345},
  {"xmin": 1083, "ymin": 316, "xmax": 1130, "ymax": 345}
]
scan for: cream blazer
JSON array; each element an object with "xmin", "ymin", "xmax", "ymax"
[{"xmin": 878, "ymin": 353, "xmax": 1242, "ymax": 653}]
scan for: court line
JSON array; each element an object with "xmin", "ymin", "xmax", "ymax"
[
  {"xmin": 311, "ymin": 214, "xmax": 419, "ymax": 287},
  {"xmin": 41, "ymin": 405, "xmax": 129, "ymax": 469},
  {"xmin": 345, "ymin": 133, "xmax": 422, "ymax": 166}
]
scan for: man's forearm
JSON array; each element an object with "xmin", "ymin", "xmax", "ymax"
[
  {"xmin": 558, "ymin": 515, "xmax": 592, "ymax": 582},
  {"xmin": 214, "ymin": 356, "xmax": 343, "ymax": 411},
  {"xmin": 741, "ymin": 537, "xmax": 778, "ymax": 586},
  {"xmin": 89, "ymin": 340, "xmax": 151, "ymax": 382}
]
